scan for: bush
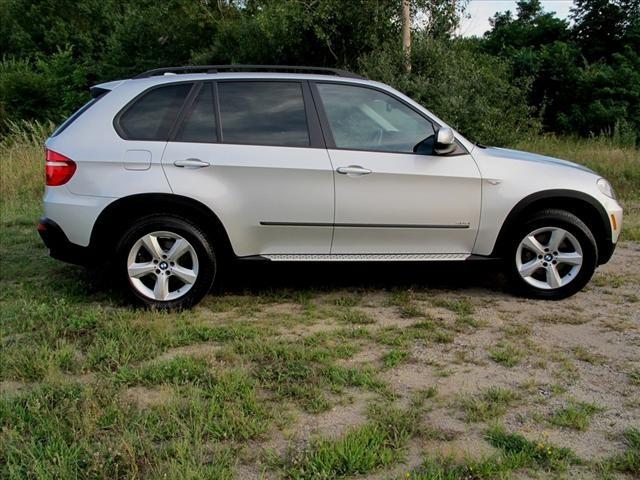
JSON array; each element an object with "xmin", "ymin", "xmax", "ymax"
[
  {"xmin": 359, "ymin": 37, "xmax": 540, "ymax": 146},
  {"xmin": 0, "ymin": 49, "xmax": 89, "ymax": 131}
]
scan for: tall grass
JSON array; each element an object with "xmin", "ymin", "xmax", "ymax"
[
  {"xmin": 0, "ymin": 121, "xmax": 638, "ymax": 237},
  {"xmin": 513, "ymin": 134, "xmax": 640, "ymax": 201},
  {"xmin": 0, "ymin": 120, "xmax": 53, "ymax": 224}
]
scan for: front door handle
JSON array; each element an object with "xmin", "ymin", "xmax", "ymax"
[
  {"xmin": 173, "ymin": 158, "xmax": 210, "ymax": 168},
  {"xmin": 336, "ymin": 165, "xmax": 372, "ymax": 176}
]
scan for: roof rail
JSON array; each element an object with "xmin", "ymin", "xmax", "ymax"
[{"xmin": 133, "ymin": 64, "xmax": 365, "ymax": 80}]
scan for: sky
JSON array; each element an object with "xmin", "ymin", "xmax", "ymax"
[{"xmin": 458, "ymin": 0, "xmax": 575, "ymax": 37}]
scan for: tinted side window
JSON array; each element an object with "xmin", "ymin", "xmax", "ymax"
[
  {"xmin": 52, "ymin": 94, "xmax": 104, "ymax": 137},
  {"xmin": 119, "ymin": 83, "xmax": 192, "ymax": 141},
  {"xmin": 218, "ymin": 82, "xmax": 309, "ymax": 147},
  {"xmin": 175, "ymin": 83, "xmax": 217, "ymax": 143},
  {"xmin": 316, "ymin": 83, "xmax": 435, "ymax": 153}
]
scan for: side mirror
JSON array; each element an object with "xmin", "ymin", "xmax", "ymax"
[{"xmin": 434, "ymin": 127, "xmax": 456, "ymax": 155}]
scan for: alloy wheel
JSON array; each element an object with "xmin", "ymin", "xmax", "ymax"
[
  {"xmin": 126, "ymin": 231, "xmax": 199, "ymax": 301},
  {"xmin": 515, "ymin": 227, "xmax": 583, "ymax": 290}
]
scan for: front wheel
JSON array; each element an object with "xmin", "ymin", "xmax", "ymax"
[
  {"xmin": 506, "ymin": 209, "xmax": 598, "ymax": 300},
  {"xmin": 116, "ymin": 215, "xmax": 216, "ymax": 309}
]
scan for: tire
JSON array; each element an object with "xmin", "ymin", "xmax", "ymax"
[
  {"xmin": 505, "ymin": 208, "xmax": 598, "ymax": 300},
  {"xmin": 115, "ymin": 215, "xmax": 216, "ymax": 309}
]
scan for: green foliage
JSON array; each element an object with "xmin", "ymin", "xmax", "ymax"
[
  {"xmin": 360, "ymin": 36, "xmax": 539, "ymax": 146},
  {"xmin": 459, "ymin": 387, "xmax": 519, "ymax": 422},
  {"xmin": 486, "ymin": 425, "xmax": 578, "ymax": 470},
  {"xmin": 279, "ymin": 403, "xmax": 419, "ymax": 479},
  {"xmin": 0, "ymin": 50, "xmax": 89, "ymax": 128},
  {"xmin": 549, "ymin": 400, "xmax": 604, "ymax": 431},
  {"xmin": 1, "ymin": 0, "xmax": 639, "ymax": 144},
  {"xmin": 488, "ymin": 341, "xmax": 524, "ymax": 367},
  {"xmin": 382, "ymin": 348, "xmax": 409, "ymax": 369},
  {"xmin": 604, "ymin": 428, "xmax": 640, "ymax": 475},
  {"xmin": 483, "ymin": 0, "xmax": 640, "ymax": 141}
]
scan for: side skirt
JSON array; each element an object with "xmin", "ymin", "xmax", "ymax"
[{"xmin": 239, "ymin": 253, "xmax": 471, "ymax": 262}]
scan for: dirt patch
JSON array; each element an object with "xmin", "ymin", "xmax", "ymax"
[
  {"xmin": 0, "ymin": 380, "xmax": 29, "ymax": 397},
  {"xmin": 423, "ymin": 436, "xmax": 498, "ymax": 461},
  {"xmin": 155, "ymin": 343, "xmax": 221, "ymax": 361},
  {"xmin": 337, "ymin": 346, "xmax": 387, "ymax": 367},
  {"xmin": 289, "ymin": 397, "xmax": 369, "ymax": 443},
  {"xmin": 121, "ymin": 385, "xmax": 174, "ymax": 409}
]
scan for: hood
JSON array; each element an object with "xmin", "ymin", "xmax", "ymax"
[{"xmin": 482, "ymin": 147, "xmax": 596, "ymax": 174}]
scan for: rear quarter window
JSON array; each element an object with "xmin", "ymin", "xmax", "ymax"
[
  {"xmin": 51, "ymin": 94, "xmax": 104, "ymax": 137},
  {"xmin": 116, "ymin": 83, "xmax": 193, "ymax": 141}
]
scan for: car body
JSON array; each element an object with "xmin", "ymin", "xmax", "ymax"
[{"xmin": 38, "ymin": 65, "xmax": 623, "ymax": 308}]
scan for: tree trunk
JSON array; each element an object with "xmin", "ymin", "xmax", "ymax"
[{"xmin": 402, "ymin": 0, "xmax": 411, "ymax": 73}]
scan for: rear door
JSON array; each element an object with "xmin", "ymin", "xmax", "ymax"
[
  {"xmin": 161, "ymin": 80, "xmax": 335, "ymax": 257},
  {"xmin": 313, "ymin": 82, "xmax": 481, "ymax": 255}
]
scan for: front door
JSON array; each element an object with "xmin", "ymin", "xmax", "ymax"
[{"xmin": 313, "ymin": 82, "xmax": 481, "ymax": 255}]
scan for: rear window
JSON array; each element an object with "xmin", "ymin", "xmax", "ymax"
[
  {"xmin": 117, "ymin": 83, "xmax": 192, "ymax": 141},
  {"xmin": 217, "ymin": 82, "xmax": 309, "ymax": 147}
]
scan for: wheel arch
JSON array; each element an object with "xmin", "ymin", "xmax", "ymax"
[
  {"xmin": 89, "ymin": 193, "xmax": 235, "ymax": 259},
  {"xmin": 492, "ymin": 189, "xmax": 612, "ymax": 264}
]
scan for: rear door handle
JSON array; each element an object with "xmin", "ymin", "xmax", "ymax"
[
  {"xmin": 336, "ymin": 165, "xmax": 372, "ymax": 176},
  {"xmin": 173, "ymin": 158, "xmax": 210, "ymax": 168}
]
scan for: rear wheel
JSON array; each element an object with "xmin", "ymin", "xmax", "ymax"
[
  {"xmin": 116, "ymin": 215, "xmax": 216, "ymax": 309},
  {"xmin": 506, "ymin": 209, "xmax": 598, "ymax": 300}
]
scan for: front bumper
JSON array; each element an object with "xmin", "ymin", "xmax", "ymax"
[
  {"xmin": 38, "ymin": 217, "xmax": 90, "ymax": 266},
  {"xmin": 598, "ymin": 198, "xmax": 622, "ymax": 265},
  {"xmin": 598, "ymin": 240, "xmax": 617, "ymax": 265}
]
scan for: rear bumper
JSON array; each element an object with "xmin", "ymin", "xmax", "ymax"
[{"xmin": 38, "ymin": 217, "xmax": 91, "ymax": 266}]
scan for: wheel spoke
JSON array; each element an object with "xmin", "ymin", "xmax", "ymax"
[
  {"xmin": 172, "ymin": 265, "xmax": 197, "ymax": 285},
  {"xmin": 556, "ymin": 252, "xmax": 582, "ymax": 266},
  {"xmin": 167, "ymin": 238, "xmax": 190, "ymax": 262},
  {"xmin": 153, "ymin": 274, "xmax": 170, "ymax": 300},
  {"xmin": 519, "ymin": 259, "xmax": 543, "ymax": 277},
  {"xmin": 128, "ymin": 261, "xmax": 156, "ymax": 278},
  {"xmin": 548, "ymin": 229, "xmax": 566, "ymax": 251},
  {"xmin": 546, "ymin": 265, "xmax": 563, "ymax": 288},
  {"xmin": 522, "ymin": 235, "xmax": 545, "ymax": 255},
  {"xmin": 141, "ymin": 234, "xmax": 164, "ymax": 259}
]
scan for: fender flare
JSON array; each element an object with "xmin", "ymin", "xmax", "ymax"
[{"xmin": 492, "ymin": 189, "xmax": 611, "ymax": 259}]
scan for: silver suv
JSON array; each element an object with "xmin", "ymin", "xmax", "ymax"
[{"xmin": 39, "ymin": 65, "xmax": 623, "ymax": 309}]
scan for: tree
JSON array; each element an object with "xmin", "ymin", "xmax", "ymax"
[
  {"xmin": 571, "ymin": 0, "xmax": 640, "ymax": 61},
  {"xmin": 403, "ymin": 0, "xmax": 411, "ymax": 72}
]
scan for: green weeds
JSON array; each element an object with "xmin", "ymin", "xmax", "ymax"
[
  {"xmin": 550, "ymin": 401, "xmax": 604, "ymax": 431},
  {"xmin": 459, "ymin": 387, "xmax": 519, "ymax": 422}
]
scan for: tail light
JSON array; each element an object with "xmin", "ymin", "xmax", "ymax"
[{"xmin": 46, "ymin": 149, "xmax": 76, "ymax": 186}]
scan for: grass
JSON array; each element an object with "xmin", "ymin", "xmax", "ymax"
[
  {"xmin": 408, "ymin": 426, "xmax": 578, "ymax": 478},
  {"xmin": 339, "ymin": 309, "xmax": 376, "ymax": 325},
  {"xmin": 572, "ymin": 346, "xmax": 606, "ymax": 365},
  {"xmin": 485, "ymin": 425, "xmax": 578, "ymax": 470},
  {"xmin": 458, "ymin": 387, "xmax": 519, "ymax": 422},
  {"xmin": 0, "ymin": 123, "xmax": 638, "ymax": 478},
  {"xmin": 278, "ymin": 403, "xmax": 420, "ymax": 479},
  {"xmin": 387, "ymin": 290, "xmax": 425, "ymax": 318},
  {"xmin": 514, "ymin": 134, "xmax": 640, "ymax": 241},
  {"xmin": 488, "ymin": 341, "xmax": 524, "ymax": 367},
  {"xmin": 536, "ymin": 313, "xmax": 589, "ymax": 325},
  {"xmin": 550, "ymin": 400, "xmax": 604, "ymax": 431},
  {"xmin": 382, "ymin": 348, "xmax": 409, "ymax": 369},
  {"xmin": 603, "ymin": 428, "xmax": 640, "ymax": 475}
]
